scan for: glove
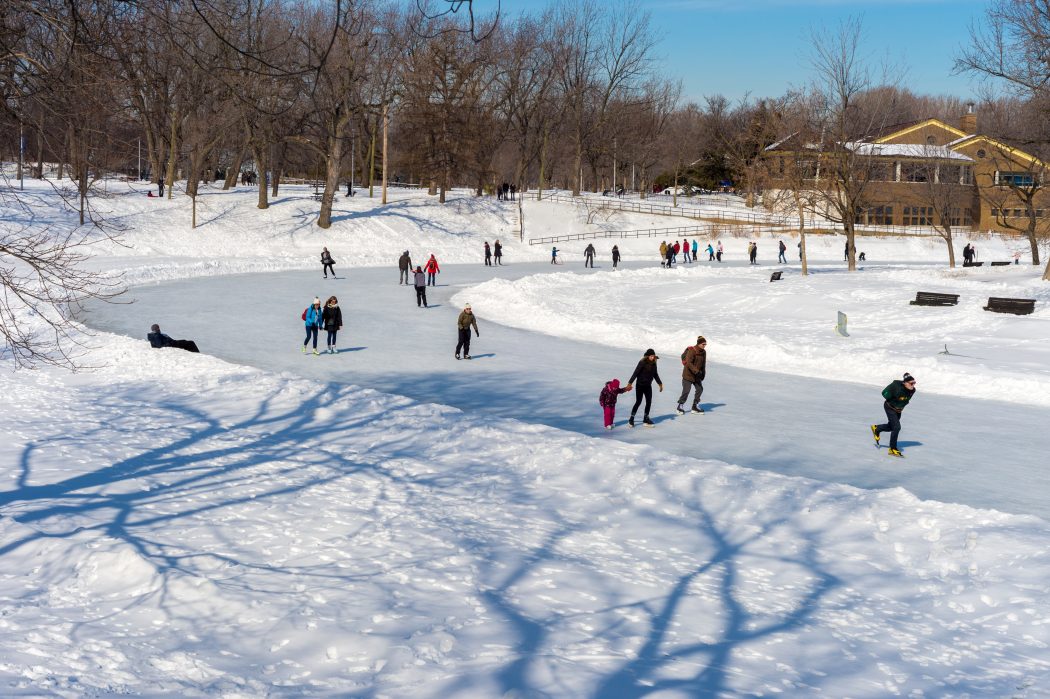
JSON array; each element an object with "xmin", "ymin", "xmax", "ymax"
[
  {"xmin": 658, "ymin": 384, "xmax": 664, "ymax": 392},
  {"xmin": 475, "ymin": 331, "xmax": 479, "ymax": 337}
]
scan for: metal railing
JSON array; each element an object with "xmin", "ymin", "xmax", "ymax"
[
  {"xmin": 538, "ymin": 191, "xmax": 782, "ymax": 226},
  {"xmin": 529, "ymin": 222, "xmax": 796, "ymax": 245}
]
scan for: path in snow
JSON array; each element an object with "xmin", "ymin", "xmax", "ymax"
[{"xmin": 82, "ymin": 260, "xmax": 1050, "ymax": 520}]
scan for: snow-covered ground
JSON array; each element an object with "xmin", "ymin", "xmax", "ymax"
[{"xmin": 3, "ymin": 179, "xmax": 1050, "ymax": 696}]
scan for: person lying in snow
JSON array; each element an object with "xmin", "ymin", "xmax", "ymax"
[{"xmin": 147, "ymin": 324, "xmax": 199, "ymax": 353}]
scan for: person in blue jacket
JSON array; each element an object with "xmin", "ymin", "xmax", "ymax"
[{"xmin": 302, "ymin": 297, "xmax": 323, "ymax": 355}]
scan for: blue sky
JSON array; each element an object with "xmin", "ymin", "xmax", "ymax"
[{"xmin": 468, "ymin": 0, "xmax": 990, "ymax": 104}]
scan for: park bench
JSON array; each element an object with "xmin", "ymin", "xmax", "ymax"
[
  {"xmin": 963, "ymin": 261, "xmax": 984, "ymax": 267},
  {"xmin": 990, "ymin": 261, "xmax": 1011, "ymax": 266},
  {"xmin": 984, "ymin": 297, "xmax": 1036, "ymax": 315},
  {"xmin": 769, "ymin": 271, "xmax": 783, "ymax": 282},
  {"xmin": 910, "ymin": 291, "xmax": 959, "ymax": 306}
]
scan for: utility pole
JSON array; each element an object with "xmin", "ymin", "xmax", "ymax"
[{"xmin": 381, "ymin": 103, "xmax": 388, "ymax": 205}]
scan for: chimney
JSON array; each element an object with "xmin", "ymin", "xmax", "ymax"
[{"xmin": 960, "ymin": 103, "xmax": 977, "ymax": 135}]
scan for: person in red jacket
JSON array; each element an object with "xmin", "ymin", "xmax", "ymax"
[
  {"xmin": 672, "ymin": 240, "xmax": 681, "ymax": 264},
  {"xmin": 424, "ymin": 254, "xmax": 440, "ymax": 286}
]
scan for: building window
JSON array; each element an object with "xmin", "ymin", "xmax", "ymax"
[
  {"xmin": 939, "ymin": 165, "xmax": 960, "ymax": 184},
  {"xmin": 903, "ymin": 206, "xmax": 933, "ymax": 226},
  {"xmin": 868, "ymin": 162, "xmax": 895, "ymax": 182},
  {"xmin": 949, "ymin": 208, "xmax": 973, "ymax": 226},
  {"xmin": 900, "ymin": 162, "xmax": 930, "ymax": 182},
  {"xmin": 961, "ymin": 166, "xmax": 973, "ymax": 184},
  {"xmin": 997, "ymin": 171, "xmax": 1035, "ymax": 187},
  {"xmin": 976, "ymin": 149, "xmax": 986, "ymax": 159}
]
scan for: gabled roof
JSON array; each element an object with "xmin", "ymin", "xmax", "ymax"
[
  {"xmin": 949, "ymin": 134, "xmax": 1045, "ymax": 167},
  {"xmin": 846, "ymin": 142, "xmax": 973, "ymax": 161},
  {"xmin": 872, "ymin": 118, "xmax": 968, "ymax": 144}
]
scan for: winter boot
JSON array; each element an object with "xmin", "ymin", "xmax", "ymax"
[
  {"xmin": 301, "ymin": 345, "xmax": 307, "ymax": 354},
  {"xmin": 455, "ymin": 353, "xmax": 461, "ymax": 360},
  {"xmin": 691, "ymin": 405, "xmax": 704, "ymax": 414},
  {"xmin": 628, "ymin": 415, "xmax": 635, "ymax": 428},
  {"xmin": 643, "ymin": 417, "xmax": 655, "ymax": 427},
  {"xmin": 676, "ymin": 404, "xmax": 685, "ymax": 415},
  {"xmin": 870, "ymin": 424, "xmax": 880, "ymax": 445},
  {"xmin": 313, "ymin": 349, "xmax": 319, "ymax": 355}
]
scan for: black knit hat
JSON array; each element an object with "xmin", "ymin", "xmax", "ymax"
[
  {"xmin": 903, "ymin": 373, "xmax": 916, "ymax": 383},
  {"xmin": 644, "ymin": 348, "xmax": 658, "ymax": 358}
]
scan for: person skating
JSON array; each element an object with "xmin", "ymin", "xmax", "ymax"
[
  {"xmin": 963, "ymin": 243, "xmax": 973, "ymax": 266},
  {"xmin": 665, "ymin": 244, "xmax": 674, "ymax": 268},
  {"xmin": 599, "ymin": 378, "xmax": 631, "ymax": 429},
  {"xmin": 494, "ymin": 239, "xmax": 503, "ymax": 265},
  {"xmin": 321, "ymin": 295, "xmax": 342, "ymax": 353},
  {"xmin": 691, "ymin": 239, "xmax": 699, "ymax": 262},
  {"xmin": 302, "ymin": 297, "xmax": 323, "ymax": 355},
  {"xmin": 455, "ymin": 303, "xmax": 479, "ymax": 360},
  {"xmin": 716, "ymin": 241, "xmax": 723, "ymax": 262},
  {"xmin": 484, "ymin": 241, "xmax": 492, "ymax": 266},
  {"xmin": 676, "ymin": 336, "xmax": 707, "ymax": 414},
  {"xmin": 147, "ymin": 324, "xmax": 199, "ymax": 353},
  {"xmin": 321, "ymin": 247, "xmax": 336, "ymax": 278},
  {"xmin": 748, "ymin": 241, "xmax": 758, "ymax": 265},
  {"xmin": 626, "ymin": 348, "xmax": 663, "ymax": 427},
  {"xmin": 398, "ymin": 250, "xmax": 413, "ymax": 285},
  {"xmin": 871, "ymin": 372, "xmax": 917, "ymax": 457},
  {"xmin": 551, "ymin": 246, "xmax": 559, "ymax": 264},
  {"xmin": 584, "ymin": 243, "xmax": 596, "ymax": 268},
  {"xmin": 424, "ymin": 254, "xmax": 440, "ymax": 286},
  {"xmin": 413, "ymin": 266, "xmax": 428, "ymax": 308},
  {"xmin": 672, "ymin": 241, "xmax": 680, "ymax": 264},
  {"xmin": 612, "ymin": 245, "xmax": 621, "ymax": 268},
  {"xmin": 706, "ymin": 243, "xmax": 715, "ymax": 261},
  {"xmin": 778, "ymin": 239, "xmax": 787, "ymax": 264},
  {"xmin": 659, "ymin": 241, "xmax": 668, "ymax": 267}
]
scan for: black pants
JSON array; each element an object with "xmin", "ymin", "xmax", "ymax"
[
  {"xmin": 323, "ymin": 263, "xmax": 334, "ymax": 277},
  {"xmin": 677, "ymin": 378, "xmax": 703, "ymax": 408},
  {"xmin": 428, "ymin": 272, "xmax": 436, "ymax": 286},
  {"xmin": 485, "ymin": 255, "xmax": 491, "ymax": 266},
  {"xmin": 326, "ymin": 329, "xmax": 338, "ymax": 346},
  {"xmin": 170, "ymin": 339, "xmax": 199, "ymax": 353},
  {"xmin": 585, "ymin": 255, "xmax": 594, "ymax": 268},
  {"xmin": 456, "ymin": 328, "xmax": 472, "ymax": 356},
  {"xmin": 415, "ymin": 285, "xmax": 427, "ymax": 307},
  {"xmin": 400, "ymin": 269, "xmax": 410, "ymax": 284},
  {"xmin": 495, "ymin": 254, "xmax": 502, "ymax": 265},
  {"xmin": 631, "ymin": 383, "xmax": 654, "ymax": 418},
  {"xmin": 875, "ymin": 403, "xmax": 903, "ymax": 449}
]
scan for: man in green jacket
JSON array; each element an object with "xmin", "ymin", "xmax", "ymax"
[
  {"xmin": 455, "ymin": 304, "xmax": 479, "ymax": 360},
  {"xmin": 872, "ymin": 372, "xmax": 917, "ymax": 457}
]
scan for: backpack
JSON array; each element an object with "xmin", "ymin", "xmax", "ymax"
[
  {"xmin": 301, "ymin": 307, "xmax": 308, "ymax": 321},
  {"xmin": 681, "ymin": 346, "xmax": 692, "ymax": 365}
]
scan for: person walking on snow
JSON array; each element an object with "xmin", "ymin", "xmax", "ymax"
[
  {"xmin": 584, "ymin": 243, "xmax": 596, "ymax": 268},
  {"xmin": 321, "ymin": 247, "xmax": 336, "ymax": 278},
  {"xmin": 612, "ymin": 245, "xmax": 621, "ymax": 268},
  {"xmin": 398, "ymin": 251, "xmax": 413, "ymax": 285},
  {"xmin": 691, "ymin": 239, "xmax": 698, "ymax": 261},
  {"xmin": 706, "ymin": 243, "xmax": 715, "ymax": 261},
  {"xmin": 302, "ymin": 297, "xmax": 323, "ymax": 355},
  {"xmin": 778, "ymin": 239, "xmax": 787, "ymax": 264},
  {"xmin": 626, "ymin": 348, "xmax": 663, "ymax": 428},
  {"xmin": 424, "ymin": 254, "xmax": 440, "ymax": 286},
  {"xmin": 659, "ymin": 241, "xmax": 668, "ymax": 267},
  {"xmin": 494, "ymin": 239, "xmax": 503, "ymax": 265},
  {"xmin": 676, "ymin": 336, "xmax": 707, "ymax": 414},
  {"xmin": 672, "ymin": 241, "xmax": 681, "ymax": 263},
  {"xmin": 599, "ymin": 378, "xmax": 631, "ymax": 429},
  {"xmin": 413, "ymin": 266, "xmax": 428, "ymax": 308},
  {"xmin": 871, "ymin": 372, "xmax": 917, "ymax": 457},
  {"xmin": 484, "ymin": 241, "xmax": 492, "ymax": 266},
  {"xmin": 716, "ymin": 241, "xmax": 723, "ymax": 262},
  {"xmin": 665, "ymin": 244, "xmax": 675, "ymax": 268},
  {"xmin": 748, "ymin": 241, "xmax": 758, "ymax": 264},
  {"xmin": 321, "ymin": 296, "xmax": 342, "ymax": 353},
  {"xmin": 455, "ymin": 303, "xmax": 479, "ymax": 360}
]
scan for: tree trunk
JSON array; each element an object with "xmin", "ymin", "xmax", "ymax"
[
  {"xmin": 381, "ymin": 103, "xmax": 388, "ymax": 206},
  {"xmin": 164, "ymin": 110, "xmax": 178, "ymax": 200},
  {"xmin": 943, "ymin": 227, "xmax": 956, "ymax": 268},
  {"xmin": 224, "ymin": 146, "xmax": 245, "ymax": 189},
  {"xmin": 428, "ymin": 179, "xmax": 436, "ymax": 196},
  {"xmin": 252, "ymin": 145, "xmax": 269, "ymax": 210},
  {"xmin": 795, "ymin": 192, "xmax": 808, "ymax": 276},
  {"xmin": 271, "ymin": 141, "xmax": 285, "ymax": 198},
  {"xmin": 35, "ymin": 122, "xmax": 43, "ymax": 178},
  {"xmin": 317, "ymin": 133, "xmax": 344, "ymax": 229},
  {"xmin": 1028, "ymin": 225, "xmax": 1041, "ymax": 266},
  {"xmin": 845, "ymin": 223, "xmax": 857, "ymax": 272},
  {"xmin": 537, "ymin": 130, "xmax": 547, "ymax": 201},
  {"xmin": 571, "ymin": 143, "xmax": 582, "ymax": 196},
  {"xmin": 368, "ymin": 128, "xmax": 376, "ymax": 198}
]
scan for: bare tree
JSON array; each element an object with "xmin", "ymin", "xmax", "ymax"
[
  {"xmin": 807, "ymin": 17, "xmax": 898, "ymax": 271},
  {"xmin": 978, "ymin": 153, "xmax": 1049, "ymax": 266}
]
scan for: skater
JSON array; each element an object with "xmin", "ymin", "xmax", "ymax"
[
  {"xmin": 455, "ymin": 303, "xmax": 479, "ymax": 360},
  {"xmin": 584, "ymin": 243, "xmax": 596, "ymax": 268},
  {"xmin": 672, "ymin": 240, "xmax": 680, "ymax": 264},
  {"xmin": 321, "ymin": 295, "xmax": 342, "ymax": 353},
  {"xmin": 484, "ymin": 241, "xmax": 492, "ymax": 266},
  {"xmin": 147, "ymin": 324, "xmax": 199, "ymax": 353},
  {"xmin": 665, "ymin": 244, "xmax": 675, "ymax": 268},
  {"xmin": 612, "ymin": 245, "xmax": 621, "ymax": 268},
  {"xmin": 778, "ymin": 239, "xmax": 787, "ymax": 263},
  {"xmin": 551, "ymin": 246, "xmax": 559, "ymax": 264},
  {"xmin": 494, "ymin": 239, "xmax": 503, "ymax": 265},
  {"xmin": 858, "ymin": 251, "xmax": 866, "ymax": 261},
  {"xmin": 871, "ymin": 372, "xmax": 917, "ymax": 458},
  {"xmin": 625, "ymin": 348, "xmax": 664, "ymax": 428},
  {"xmin": 398, "ymin": 250, "xmax": 413, "ymax": 285},
  {"xmin": 971, "ymin": 244, "xmax": 978, "ymax": 261},
  {"xmin": 962, "ymin": 243, "xmax": 973, "ymax": 266},
  {"xmin": 706, "ymin": 243, "xmax": 715, "ymax": 261},
  {"xmin": 748, "ymin": 241, "xmax": 758, "ymax": 264},
  {"xmin": 691, "ymin": 239, "xmax": 699, "ymax": 262},
  {"xmin": 676, "ymin": 336, "xmax": 707, "ymax": 414},
  {"xmin": 424, "ymin": 254, "xmax": 440, "ymax": 286},
  {"xmin": 302, "ymin": 297, "xmax": 323, "ymax": 355},
  {"xmin": 599, "ymin": 378, "xmax": 632, "ymax": 429},
  {"xmin": 716, "ymin": 241, "xmax": 723, "ymax": 262},
  {"xmin": 844, "ymin": 240, "xmax": 855, "ymax": 262},
  {"xmin": 413, "ymin": 266, "xmax": 427, "ymax": 307},
  {"xmin": 798, "ymin": 241, "xmax": 803, "ymax": 260},
  {"xmin": 659, "ymin": 241, "xmax": 668, "ymax": 267},
  {"xmin": 321, "ymin": 247, "xmax": 336, "ymax": 278}
]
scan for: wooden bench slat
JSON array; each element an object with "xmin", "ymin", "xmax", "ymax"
[
  {"xmin": 984, "ymin": 297, "xmax": 1036, "ymax": 315},
  {"xmin": 990, "ymin": 261, "xmax": 1011, "ymax": 266},
  {"xmin": 910, "ymin": 291, "xmax": 959, "ymax": 306}
]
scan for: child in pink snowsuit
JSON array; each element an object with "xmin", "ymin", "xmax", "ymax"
[{"xmin": 599, "ymin": 379, "xmax": 631, "ymax": 429}]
